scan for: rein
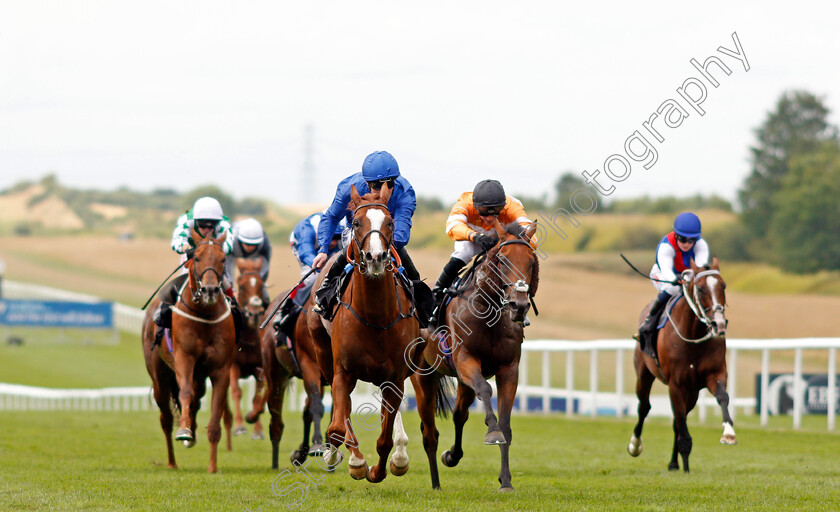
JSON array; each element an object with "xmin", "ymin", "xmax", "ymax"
[
  {"xmin": 338, "ymin": 201, "xmax": 414, "ymax": 330},
  {"xmin": 667, "ymin": 269, "xmax": 724, "ymax": 343}
]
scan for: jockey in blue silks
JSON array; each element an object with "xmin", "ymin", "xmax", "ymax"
[
  {"xmin": 311, "ymin": 150, "xmax": 421, "ymax": 319},
  {"xmin": 636, "ymin": 211, "xmax": 711, "ymax": 349},
  {"xmin": 272, "ymin": 212, "xmax": 346, "ymax": 334}
]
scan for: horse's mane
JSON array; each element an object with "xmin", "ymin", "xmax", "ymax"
[{"xmin": 485, "ymin": 222, "xmax": 540, "ymax": 298}]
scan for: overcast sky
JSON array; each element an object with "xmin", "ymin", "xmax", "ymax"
[{"xmin": 2, "ymin": 1, "xmax": 839, "ymax": 207}]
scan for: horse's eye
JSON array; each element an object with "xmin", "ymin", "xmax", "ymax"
[{"xmin": 352, "ymin": 220, "xmax": 361, "ymax": 228}]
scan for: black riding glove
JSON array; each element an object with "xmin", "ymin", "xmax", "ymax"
[
  {"xmin": 473, "ymin": 233, "xmax": 498, "ymax": 252},
  {"xmin": 185, "ymin": 248, "xmax": 195, "ymax": 260}
]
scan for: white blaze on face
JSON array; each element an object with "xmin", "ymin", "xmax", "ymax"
[
  {"xmin": 249, "ymin": 277, "xmax": 256, "ymax": 288},
  {"xmin": 706, "ymin": 276, "xmax": 727, "ymax": 333},
  {"xmin": 366, "ymin": 209, "xmax": 386, "ymax": 257}
]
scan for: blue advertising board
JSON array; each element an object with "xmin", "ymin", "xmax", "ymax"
[{"xmin": 0, "ymin": 299, "xmax": 113, "ymax": 328}]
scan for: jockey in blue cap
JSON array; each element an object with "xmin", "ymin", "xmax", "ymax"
[
  {"xmin": 636, "ymin": 212, "xmax": 711, "ymax": 351},
  {"xmin": 311, "ymin": 150, "xmax": 422, "ymax": 319},
  {"xmin": 273, "ymin": 212, "xmax": 347, "ymax": 334}
]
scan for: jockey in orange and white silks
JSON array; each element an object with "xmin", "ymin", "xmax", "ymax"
[{"xmin": 431, "ymin": 179, "xmax": 534, "ymax": 310}]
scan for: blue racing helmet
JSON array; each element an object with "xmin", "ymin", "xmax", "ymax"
[
  {"xmin": 673, "ymin": 212, "xmax": 702, "ymax": 238},
  {"xmin": 361, "ymin": 151, "xmax": 400, "ymax": 181}
]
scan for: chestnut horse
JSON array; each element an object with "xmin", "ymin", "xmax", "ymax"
[
  {"xmin": 308, "ymin": 184, "xmax": 425, "ymax": 483},
  {"xmin": 141, "ymin": 230, "xmax": 236, "ymax": 472},
  {"xmin": 222, "ymin": 259, "xmax": 267, "ymax": 449},
  {"xmin": 411, "ymin": 220, "xmax": 539, "ymax": 491},
  {"xmin": 628, "ymin": 257, "xmax": 736, "ymax": 472},
  {"xmin": 259, "ymin": 288, "xmax": 329, "ymax": 469}
]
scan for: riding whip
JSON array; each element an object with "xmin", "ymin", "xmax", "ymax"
[
  {"xmin": 259, "ymin": 267, "xmax": 318, "ymax": 330},
  {"xmin": 141, "ymin": 260, "xmax": 187, "ymax": 310},
  {"xmin": 619, "ymin": 253, "xmax": 679, "ymax": 285}
]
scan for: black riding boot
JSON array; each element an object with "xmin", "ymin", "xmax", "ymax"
[
  {"xmin": 313, "ymin": 253, "xmax": 348, "ymax": 319},
  {"xmin": 637, "ymin": 291, "xmax": 670, "ymax": 350},
  {"xmin": 395, "ymin": 246, "xmax": 420, "ymax": 281},
  {"xmin": 428, "ymin": 257, "xmax": 467, "ymax": 327},
  {"xmin": 273, "ymin": 297, "xmax": 301, "ymax": 338},
  {"xmin": 153, "ymin": 302, "xmax": 172, "ymax": 347}
]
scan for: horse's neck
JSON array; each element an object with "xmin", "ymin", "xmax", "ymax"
[
  {"xmin": 471, "ymin": 259, "xmax": 504, "ymax": 309},
  {"xmin": 349, "ymin": 269, "xmax": 400, "ymax": 317},
  {"xmin": 673, "ymin": 292, "xmax": 705, "ymax": 337}
]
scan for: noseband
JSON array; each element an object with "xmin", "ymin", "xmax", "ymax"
[
  {"xmin": 191, "ymin": 239, "xmax": 225, "ymax": 301},
  {"xmin": 670, "ymin": 268, "xmax": 726, "ymax": 343},
  {"xmin": 350, "ymin": 203, "xmax": 394, "ymax": 272}
]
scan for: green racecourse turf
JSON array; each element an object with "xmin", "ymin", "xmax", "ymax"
[{"xmin": 1, "ymin": 409, "xmax": 839, "ymax": 512}]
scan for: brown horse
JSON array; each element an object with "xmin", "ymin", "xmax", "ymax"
[
  {"xmin": 141, "ymin": 229, "xmax": 236, "ymax": 472},
  {"xmin": 628, "ymin": 257, "xmax": 736, "ymax": 472},
  {"xmin": 222, "ymin": 259, "xmax": 267, "ymax": 449},
  {"xmin": 411, "ymin": 220, "xmax": 539, "ymax": 491},
  {"xmin": 307, "ymin": 183, "xmax": 424, "ymax": 483},
  {"xmin": 259, "ymin": 288, "xmax": 329, "ymax": 469}
]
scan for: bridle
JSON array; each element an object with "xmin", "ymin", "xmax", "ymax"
[
  {"xmin": 188, "ymin": 239, "xmax": 225, "ymax": 304},
  {"xmin": 478, "ymin": 238, "xmax": 539, "ymax": 317},
  {"xmin": 667, "ymin": 268, "xmax": 727, "ymax": 343},
  {"xmin": 237, "ymin": 269, "xmax": 267, "ymax": 322},
  {"xmin": 349, "ymin": 202, "xmax": 394, "ymax": 273}
]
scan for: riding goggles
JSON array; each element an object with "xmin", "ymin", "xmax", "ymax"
[
  {"xmin": 196, "ymin": 220, "xmax": 220, "ymax": 230},
  {"xmin": 477, "ymin": 206, "xmax": 502, "ymax": 217},
  {"xmin": 367, "ymin": 178, "xmax": 396, "ymax": 190},
  {"xmin": 676, "ymin": 234, "xmax": 698, "ymax": 244}
]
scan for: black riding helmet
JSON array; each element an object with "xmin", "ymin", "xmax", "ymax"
[{"xmin": 473, "ymin": 179, "xmax": 506, "ymax": 210}]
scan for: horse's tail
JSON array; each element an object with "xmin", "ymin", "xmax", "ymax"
[{"xmin": 434, "ymin": 374, "xmax": 455, "ymax": 419}]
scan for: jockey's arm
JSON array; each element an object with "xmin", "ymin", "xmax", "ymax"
[
  {"xmin": 259, "ymin": 238, "xmax": 272, "ymax": 280},
  {"xmin": 693, "ymin": 239, "xmax": 710, "ymax": 267},
  {"xmin": 317, "ymin": 184, "xmax": 352, "ymax": 252},
  {"xmin": 445, "ymin": 196, "xmax": 477, "ymax": 242},
  {"xmin": 391, "ymin": 185, "xmax": 416, "ymax": 249},
  {"xmin": 170, "ymin": 214, "xmax": 191, "ymax": 253},
  {"xmin": 655, "ymin": 243, "xmax": 679, "ymax": 283}
]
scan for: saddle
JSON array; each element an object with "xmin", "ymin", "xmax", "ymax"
[{"xmin": 430, "ymin": 253, "xmax": 487, "ymax": 328}]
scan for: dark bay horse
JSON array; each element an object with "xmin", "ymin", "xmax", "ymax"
[
  {"xmin": 628, "ymin": 257, "xmax": 736, "ymax": 472},
  {"xmin": 307, "ymin": 184, "xmax": 424, "ymax": 483},
  {"xmin": 411, "ymin": 220, "xmax": 539, "ymax": 491},
  {"xmin": 223, "ymin": 259, "xmax": 267, "ymax": 448},
  {"xmin": 259, "ymin": 288, "xmax": 328, "ymax": 469},
  {"xmin": 141, "ymin": 230, "xmax": 236, "ymax": 472}
]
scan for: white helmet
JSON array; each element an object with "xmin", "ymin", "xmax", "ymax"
[
  {"xmin": 192, "ymin": 197, "xmax": 223, "ymax": 221},
  {"xmin": 237, "ymin": 218, "xmax": 264, "ymax": 245}
]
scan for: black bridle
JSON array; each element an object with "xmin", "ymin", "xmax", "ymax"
[{"xmin": 190, "ymin": 239, "xmax": 225, "ymax": 303}]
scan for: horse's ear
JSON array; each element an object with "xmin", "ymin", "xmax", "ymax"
[
  {"xmin": 349, "ymin": 185, "xmax": 362, "ymax": 209},
  {"xmin": 493, "ymin": 217, "xmax": 506, "ymax": 239},
  {"xmin": 378, "ymin": 181, "xmax": 393, "ymax": 204},
  {"xmin": 690, "ymin": 259, "xmax": 700, "ymax": 272},
  {"xmin": 711, "ymin": 256, "xmax": 720, "ymax": 270},
  {"xmin": 216, "ymin": 231, "xmax": 227, "ymax": 247},
  {"xmin": 523, "ymin": 221, "xmax": 538, "ymax": 244},
  {"xmin": 190, "ymin": 228, "xmax": 202, "ymax": 244}
]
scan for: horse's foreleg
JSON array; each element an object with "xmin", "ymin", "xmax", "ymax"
[
  {"xmin": 459, "ymin": 358, "xmax": 503, "ymax": 445},
  {"xmin": 325, "ymin": 370, "xmax": 356, "ymax": 476},
  {"xmin": 222, "ymin": 396, "xmax": 233, "ymax": 451},
  {"xmin": 442, "ymin": 380, "xmax": 476, "ymax": 468},
  {"xmin": 629, "ymin": 349, "xmax": 655, "ymax": 457},
  {"xmin": 709, "ymin": 377, "xmax": 737, "ymax": 445},
  {"xmin": 172, "ymin": 352, "xmax": 198, "ymax": 443},
  {"xmin": 495, "ymin": 364, "xmax": 518, "ymax": 492},
  {"xmin": 668, "ymin": 384, "xmax": 692, "ymax": 473},
  {"xmin": 250, "ymin": 378, "xmax": 265, "ymax": 440},
  {"xmin": 229, "ymin": 365, "xmax": 247, "ymax": 435},
  {"xmin": 367, "ymin": 382, "xmax": 403, "ymax": 483},
  {"xmin": 410, "ymin": 372, "xmax": 442, "ymax": 489},
  {"xmin": 207, "ymin": 366, "xmax": 232, "ymax": 473}
]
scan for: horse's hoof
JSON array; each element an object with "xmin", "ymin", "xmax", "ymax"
[
  {"xmin": 251, "ymin": 432, "xmax": 265, "ymax": 441},
  {"xmin": 499, "ymin": 485, "xmax": 515, "ymax": 493},
  {"xmin": 720, "ymin": 435, "xmax": 737, "ymax": 445},
  {"xmin": 389, "ymin": 459, "xmax": 409, "ymax": 476},
  {"xmin": 233, "ymin": 426, "xmax": 248, "ymax": 436},
  {"xmin": 183, "ymin": 439, "xmax": 196, "ymax": 448},
  {"xmin": 627, "ymin": 435, "xmax": 643, "ymax": 457},
  {"xmin": 175, "ymin": 428, "xmax": 193, "ymax": 442},
  {"xmin": 308, "ymin": 443, "xmax": 325, "ymax": 457},
  {"xmin": 668, "ymin": 463, "xmax": 679, "ymax": 471},
  {"xmin": 245, "ymin": 412, "xmax": 259, "ymax": 424},
  {"xmin": 441, "ymin": 450, "xmax": 459, "ymax": 468},
  {"xmin": 323, "ymin": 447, "xmax": 344, "ymax": 467},
  {"xmin": 484, "ymin": 430, "xmax": 506, "ymax": 445},
  {"xmin": 349, "ymin": 463, "xmax": 368, "ymax": 480},
  {"xmin": 290, "ymin": 450, "xmax": 306, "ymax": 465}
]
